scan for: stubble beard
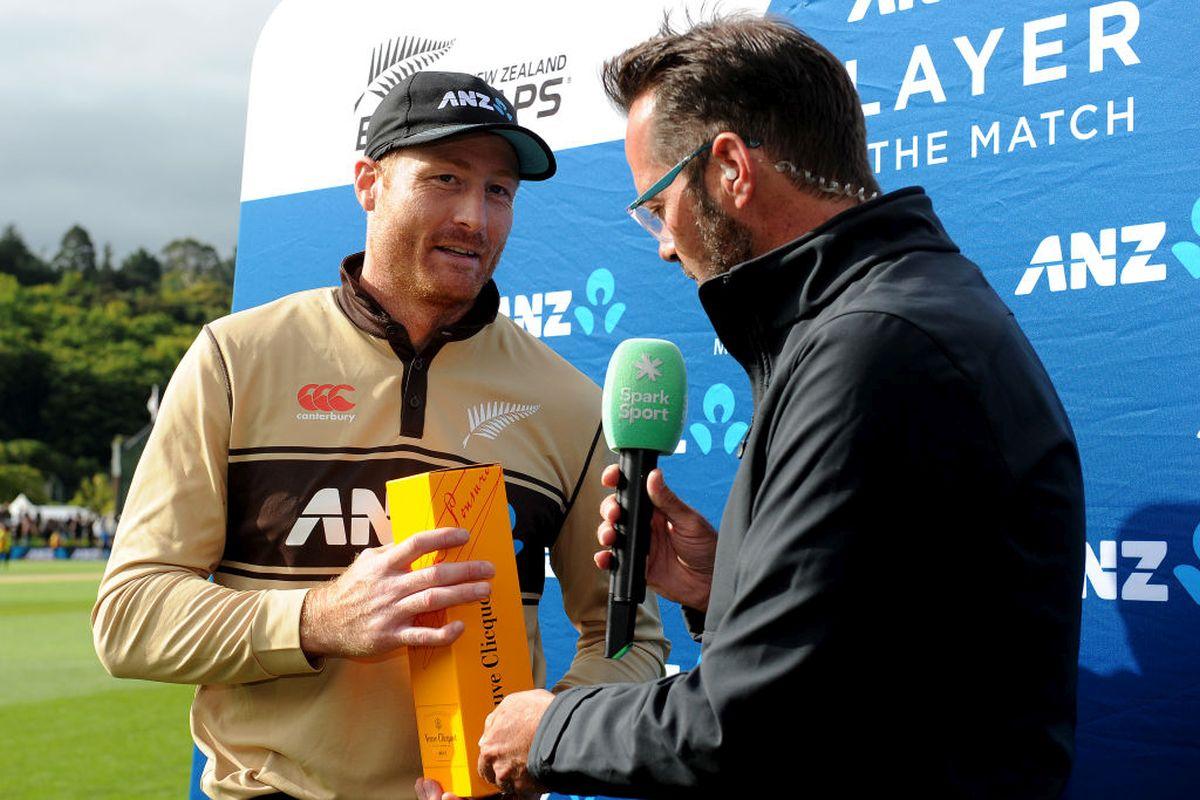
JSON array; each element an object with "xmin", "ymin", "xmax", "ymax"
[
  {"xmin": 367, "ymin": 220, "xmax": 499, "ymax": 312},
  {"xmin": 688, "ymin": 183, "xmax": 756, "ymax": 281}
]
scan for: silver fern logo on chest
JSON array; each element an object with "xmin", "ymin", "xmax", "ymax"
[{"xmin": 463, "ymin": 401, "xmax": 541, "ymax": 448}]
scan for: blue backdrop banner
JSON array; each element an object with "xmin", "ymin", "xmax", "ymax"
[{"xmin": 200, "ymin": 1, "xmax": 1200, "ymax": 797}]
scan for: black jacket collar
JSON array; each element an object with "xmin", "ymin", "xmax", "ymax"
[
  {"xmin": 334, "ymin": 251, "xmax": 500, "ymax": 356},
  {"xmin": 697, "ymin": 187, "xmax": 958, "ymax": 394}
]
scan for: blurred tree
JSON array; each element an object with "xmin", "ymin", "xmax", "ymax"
[
  {"xmin": 0, "ymin": 439, "xmax": 90, "ymax": 501},
  {"xmin": 0, "ymin": 439, "xmax": 74, "ymax": 479},
  {"xmin": 0, "ymin": 300, "xmax": 53, "ymax": 442},
  {"xmin": 0, "ymin": 225, "xmax": 55, "ymax": 285},
  {"xmin": 159, "ymin": 279, "xmax": 234, "ymax": 325},
  {"xmin": 162, "ymin": 237, "xmax": 222, "ymax": 285},
  {"xmin": 52, "ymin": 224, "xmax": 97, "ymax": 274},
  {"xmin": 0, "ymin": 464, "xmax": 48, "ymax": 504},
  {"xmin": 119, "ymin": 248, "xmax": 162, "ymax": 291},
  {"xmin": 0, "ymin": 224, "xmax": 232, "ymax": 505},
  {"xmin": 70, "ymin": 471, "xmax": 115, "ymax": 515},
  {"xmin": 216, "ymin": 247, "xmax": 237, "ymax": 287}
]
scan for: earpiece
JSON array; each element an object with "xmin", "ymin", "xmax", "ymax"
[{"xmin": 722, "ymin": 166, "xmax": 738, "ymax": 180}]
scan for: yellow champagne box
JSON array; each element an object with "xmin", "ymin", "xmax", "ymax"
[{"xmin": 387, "ymin": 464, "xmax": 534, "ymax": 798}]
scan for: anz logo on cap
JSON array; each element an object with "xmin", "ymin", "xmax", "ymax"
[{"xmin": 437, "ymin": 90, "xmax": 514, "ymax": 121}]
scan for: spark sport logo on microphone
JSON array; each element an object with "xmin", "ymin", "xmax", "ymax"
[
  {"xmin": 603, "ymin": 340, "xmax": 688, "ymax": 451},
  {"xmin": 618, "ymin": 353, "xmax": 674, "ymax": 424},
  {"xmin": 601, "ymin": 339, "xmax": 688, "ymax": 658}
]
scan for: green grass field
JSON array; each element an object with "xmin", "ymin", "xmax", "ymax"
[{"xmin": 0, "ymin": 560, "xmax": 195, "ymax": 798}]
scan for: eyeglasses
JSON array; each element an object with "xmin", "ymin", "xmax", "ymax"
[
  {"xmin": 626, "ymin": 140, "xmax": 712, "ymax": 244},
  {"xmin": 625, "ymin": 138, "xmax": 767, "ymax": 244}
]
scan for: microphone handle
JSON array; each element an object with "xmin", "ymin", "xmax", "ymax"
[{"xmin": 606, "ymin": 448, "xmax": 658, "ymax": 658}]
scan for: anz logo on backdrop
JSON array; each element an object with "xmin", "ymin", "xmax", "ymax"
[
  {"xmin": 499, "ymin": 268, "xmax": 626, "ymax": 339},
  {"xmin": 498, "ymin": 290, "xmax": 573, "ymax": 338},
  {"xmin": 1014, "ymin": 221, "xmax": 1168, "ymax": 296},
  {"xmin": 1015, "ymin": 198, "xmax": 1200, "ymax": 295},
  {"xmin": 689, "ymin": 384, "xmax": 749, "ymax": 457},
  {"xmin": 1084, "ymin": 522, "xmax": 1200, "ymax": 607}
]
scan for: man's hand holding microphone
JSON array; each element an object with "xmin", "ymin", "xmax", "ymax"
[
  {"xmin": 594, "ymin": 461, "xmax": 716, "ymax": 614},
  {"xmin": 595, "ymin": 338, "xmax": 715, "ymax": 654}
]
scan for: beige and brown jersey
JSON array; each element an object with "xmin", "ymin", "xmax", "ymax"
[{"xmin": 93, "ymin": 255, "xmax": 667, "ymax": 800}]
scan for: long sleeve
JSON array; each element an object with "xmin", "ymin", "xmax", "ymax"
[
  {"xmin": 548, "ymin": 425, "xmax": 668, "ymax": 691},
  {"xmin": 528, "ymin": 314, "xmax": 990, "ymax": 797},
  {"xmin": 92, "ymin": 329, "xmax": 320, "ymax": 685}
]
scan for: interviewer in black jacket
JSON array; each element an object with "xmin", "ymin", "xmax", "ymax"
[{"xmin": 463, "ymin": 15, "xmax": 1085, "ymax": 800}]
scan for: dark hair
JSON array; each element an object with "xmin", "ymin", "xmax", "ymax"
[{"xmin": 601, "ymin": 14, "xmax": 880, "ymax": 199}]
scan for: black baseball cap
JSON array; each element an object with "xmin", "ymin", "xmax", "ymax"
[{"xmin": 363, "ymin": 71, "xmax": 556, "ymax": 181}]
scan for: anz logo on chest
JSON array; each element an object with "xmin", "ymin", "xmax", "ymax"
[
  {"xmin": 284, "ymin": 488, "xmax": 527, "ymax": 553},
  {"xmin": 284, "ymin": 488, "xmax": 390, "ymax": 546}
]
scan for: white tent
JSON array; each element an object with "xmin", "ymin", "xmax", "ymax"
[{"xmin": 6, "ymin": 493, "xmax": 95, "ymax": 523}]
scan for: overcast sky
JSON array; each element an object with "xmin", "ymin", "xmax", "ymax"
[{"xmin": 0, "ymin": 1, "xmax": 280, "ymax": 263}]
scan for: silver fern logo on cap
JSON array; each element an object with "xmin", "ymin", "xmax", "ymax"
[
  {"xmin": 354, "ymin": 35, "xmax": 455, "ymax": 112},
  {"xmin": 463, "ymin": 402, "xmax": 541, "ymax": 448}
]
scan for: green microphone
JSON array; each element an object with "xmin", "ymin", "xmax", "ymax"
[{"xmin": 601, "ymin": 339, "xmax": 687, "ymax": 658}]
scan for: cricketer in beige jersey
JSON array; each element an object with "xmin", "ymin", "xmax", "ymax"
[{"xmin": 93, "ymin": 255, "xmax": 668, "ymax": 800}]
